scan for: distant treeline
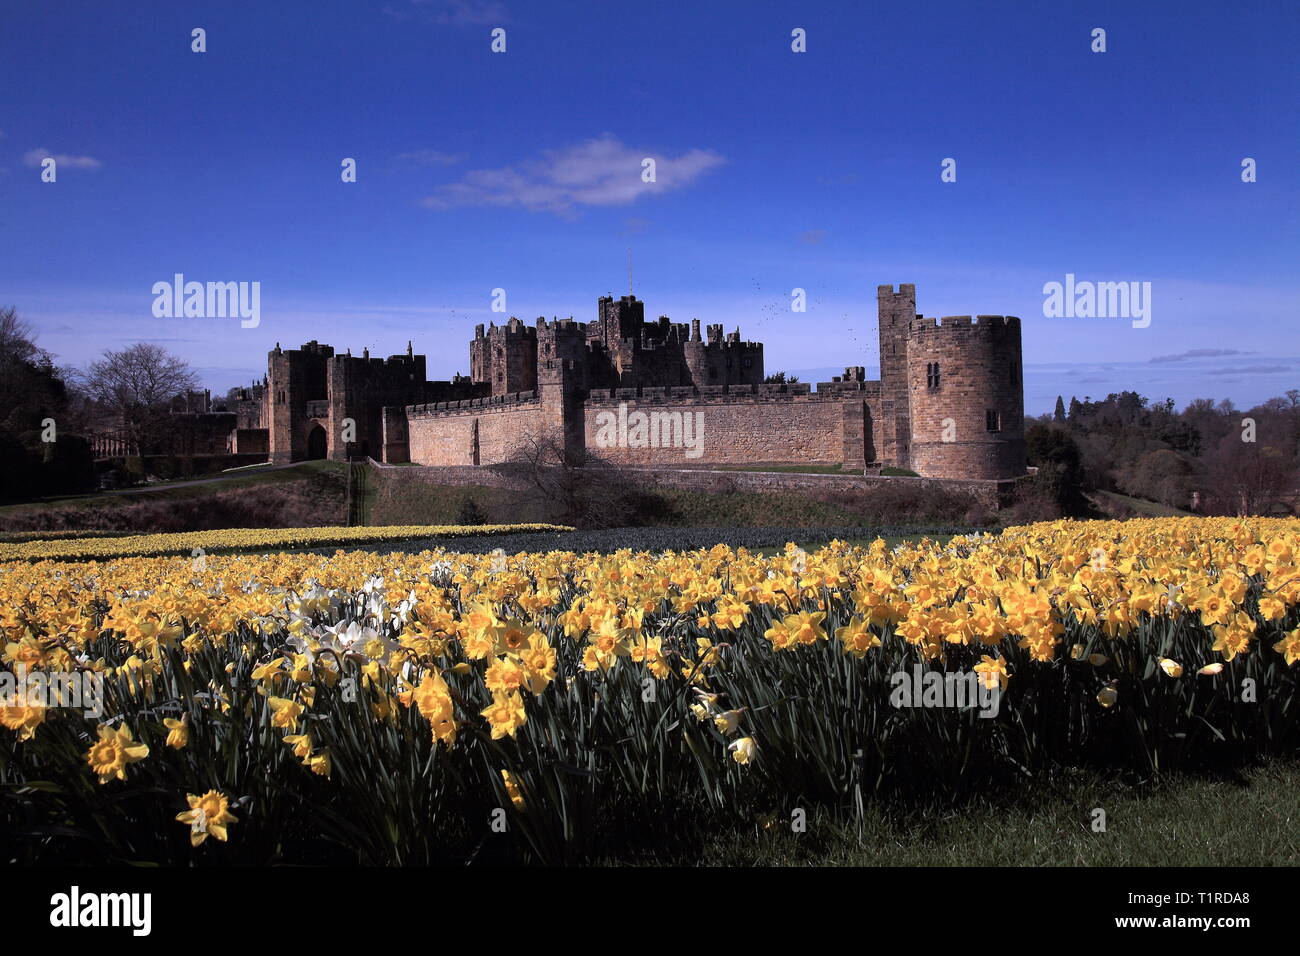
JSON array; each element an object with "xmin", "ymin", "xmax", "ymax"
[{"xmin": 1021, "ymin": 390, "xmax": 1299, "ymax": 518}]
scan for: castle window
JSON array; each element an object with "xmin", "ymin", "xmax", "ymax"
[
  {"xmin": 1009, "ymin": 360, "xmax": 1017, "ymax": 386},
  {"xmin": 926, "ymin": 362, "xmax": 941, "ymax": 389},
  {"xmin": 743, "ymin": 358, "xmax": 752, "ymax": 369},
  {"xmin": 986, "ymin": 409, "xmax": 1001, "ymax": 432}
]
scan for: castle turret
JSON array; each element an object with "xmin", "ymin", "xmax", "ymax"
[
  {"xmin": 595, "ymin": 294, "xmax": 645, "ymax": 348},
  {"xmin": 878, "ymin": 283, "xmax": 916, "ymax": 469},
  {"xmin": 905, "ymin": 315, "xmax": 1025, "ymax": 480},
  {"xmin": 470, "ymin": 317, "xmax": 538, "ymax": 395},
  {"xmin": 267, "ymin": 341, "xmax": 332, "ymax": 464}
]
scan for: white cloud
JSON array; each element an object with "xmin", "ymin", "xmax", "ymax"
[
  {"xmin": 421, "ymin": 134, "xmax": 724, "ymax": 215},
  {"xmin": 23, "ymin": 147, "xmax": 102, "ymax": 171}
]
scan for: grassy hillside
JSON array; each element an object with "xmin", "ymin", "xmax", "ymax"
[
  {"xmin": 0, "ymin": 462, "xmax": 349, "ymax": 532},
  {"xmin": 1, "ymin": 460, "xmax": 999, "ymax": 534},
  {"xmin": 1088, "ymin": 489, "xmax": 1194, "ymax": 518},
  {"xmin": 366, "ymin": 465, "xmax": 995, "ymax": 529}
]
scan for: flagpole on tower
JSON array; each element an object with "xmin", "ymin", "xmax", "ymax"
[{"xmin": 628, "ymin": 247, "xmax": 632, "ymax": 296}]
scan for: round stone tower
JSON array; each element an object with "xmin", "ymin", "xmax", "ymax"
[{"xmin": 905, "ymin": 315, "xmax": 1025, "ymax": 480}]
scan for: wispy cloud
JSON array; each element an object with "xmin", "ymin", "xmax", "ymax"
[
  {"xmin": 384, "ymin": 0, "xmax": 510, "ymax": 26},
  {"xmin": 1149, "ymin": 348, "xmax": 1253, "ymax": 364},
  {"xmin": 22, "ymin": 147, "xmax": 102, "ymax": 171},
  {"xmin": 395, "ymin": 149, "xmax": 465, "ymax": 166},
  {"xmin": 1205, "ymin": 364, "xmax": 1291, "ymax": 376},
  {"xmin": 420, "ymin": 134, "xmax": 724, "ymax": 215},
  {"xmin": 799, "ymin": 229, "xmax": 828, "ymax": 245}
]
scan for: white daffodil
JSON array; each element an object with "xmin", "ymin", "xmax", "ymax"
[
  {"xmin": 394, "ymin": 590, "xmax": 419, "ymax": 626},
  {"xmin": 285, "ymin": 633, "xmax": 318, "ymax": 665},
  {"xmin": 729, "ymin": 737, "xmax": 756, "ymax": 765},
  {"xmin": 692, "ymin": 688, "xmax": 721, "ymax": 713},
  {"xmin": 713, "ymin": 708, "xmax": 746, "ymax": 735}
]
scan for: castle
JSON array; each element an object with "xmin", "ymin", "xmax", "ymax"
[{"xmin": 223, "ymin": 284, "xmax": 1026, "ymax": 480}]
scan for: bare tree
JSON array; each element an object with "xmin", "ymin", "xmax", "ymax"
[
  {"xmin": 81, "ymin": 343, "xmax": 200, "ymax": 455},
  {"xmin": 0, "ymin": 306, "xmax": 88, "ymax": 432},
  {"xmin": 0, "ymin": 306, "xmax": 66, "ymax": 405},
  {"xmin": 498, "ymin": 428, "xmax": 648, "ymax": 528},
  {"xmin": 0, "ymin": 305, "xmax": 44, "ymax": 369},
  {"xmin": 1204, "ymin": 434, "xmax": 1297, "ymax": 516}
]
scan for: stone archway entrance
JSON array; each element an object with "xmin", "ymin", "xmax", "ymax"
[{"xmin": 305, "ymin": 423, "xmax": 327, "ymax": 460}]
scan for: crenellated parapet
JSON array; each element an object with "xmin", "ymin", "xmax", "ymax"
[{"xmin": 581, "ymin": 380, "xmax": 884, "ymax": 406}]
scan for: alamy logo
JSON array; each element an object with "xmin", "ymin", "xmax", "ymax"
[
  {"xmin": 889, "ymin": 664, "xmax": 1001, "ymax": 717},
  {"xmin": 593, "ymin": 402, "xmax": 705, "ymax": 459},
  {"xmin": 1, "ymin": 664, "xmax": 103, "ymax": 719},
  {"xmin": 49, "ymin": 886, "xmax": 151, "ymax": 936},
  {"xmin": 1042, "ymin": 273, "xmax": 1151, "ymax": 328},
  {"xmin": 151, "ymin": 274, "xmax": 261, "ymax": 328}
]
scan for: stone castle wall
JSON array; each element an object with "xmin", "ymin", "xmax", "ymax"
[
  {"xmin": 405, "ymin": 393, "xmax": 542, "ymax": 466},
  {"xmin": 580, "ymin": 384, "xmax": 869, "ymax": 467}
]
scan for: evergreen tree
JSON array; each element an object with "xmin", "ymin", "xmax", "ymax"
[{"xmin": 1054, "ymin": 395, "xmax": 1066, "ymax": 422}]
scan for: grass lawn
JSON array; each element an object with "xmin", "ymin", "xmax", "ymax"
[
  {"xmin": 0, "ymin": 461, "xmax": 346, "ymax": 519},
  {"xmin": 645, "ymin": 760, "xmax": 1299, "ymax": 866},
  {"xmin": 367, "ymin": 473, "xmax": 952, "ymax": 528},
  {"xmin": 1089, "ymin": 489, "xmax": 1193, "ymax": 518}
]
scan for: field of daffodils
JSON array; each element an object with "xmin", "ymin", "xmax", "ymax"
[{"xmin": 1, "ymin": 517, "xmax": 1297, "ymax": 863}]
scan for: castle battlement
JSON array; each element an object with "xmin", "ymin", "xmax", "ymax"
[
  {"xmin": 476, "ymin": 317, "xmax": 537, "ymax": 338},
  {"xmin": 909, "ymin": 315, "xmax": 1020, "ymax": 333},
  {"xmin": 537, "ymin": 316, "xmax": 583, "ymax": 331},
  {"xmin": 582, "ymin": 381, "xmax": 873, "ymax": 407},
  {"xmin": 406, "ymin": 390, "xmax": 541, "ymax": 417}
]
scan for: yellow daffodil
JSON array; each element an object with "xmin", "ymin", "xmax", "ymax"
[
  {"xmin": 175, "ymin": 790, "xmax": 237, "ymax": 846},
  {"xmin": 163, "ymin": 714, "xmax": 190, "ymax": 749},
  {"xmin": 86, "ymin": 724, "xmax": 150, "ymax": 783}
]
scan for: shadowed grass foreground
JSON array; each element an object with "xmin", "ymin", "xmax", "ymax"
[{"xmin": 651, "ymin": 760, "xmax": 1300, "ymax": 866}]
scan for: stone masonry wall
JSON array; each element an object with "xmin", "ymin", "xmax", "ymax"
[
  {"xmin": 582, "ymin": 385, "xmax": 854, "ymax": 466},
  {"xmin": 406, "ymin": 395, "xmax": 542, "ymax": 466}
]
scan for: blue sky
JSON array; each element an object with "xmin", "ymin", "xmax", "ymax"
[{"xmin": 2, "ymin": 0, "xmax": 1296, "ymax": 414}]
